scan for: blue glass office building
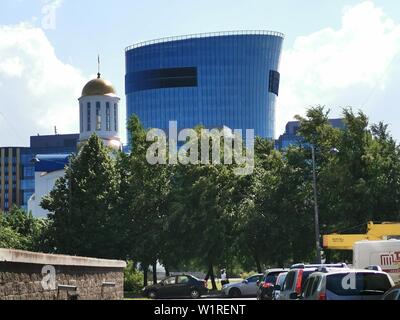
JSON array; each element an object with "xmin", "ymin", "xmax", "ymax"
[
  {"xmin": 125, "ymin": 31, "xmax": 284, "ymax": 140},
  {"xmin": 276, "ymin": 119, "xmax": 346, "ymax": 150},
  {"xmin": 0, "ymin": 134, "xmax": 79, "ymax": 212}
]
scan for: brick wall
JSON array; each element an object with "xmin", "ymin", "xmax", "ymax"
[{"xmin": 0, "ymin": 249, "xmax": 126, "ymax": 300}]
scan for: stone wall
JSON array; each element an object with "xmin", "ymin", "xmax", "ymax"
[{"xmin": 0, "ymin": 249, "xmax": 126, "ymax": 300}]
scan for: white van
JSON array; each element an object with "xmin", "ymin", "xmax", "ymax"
[{"xmin": 353, "ymin": 240, "xmax": 400, "ymax": 284}]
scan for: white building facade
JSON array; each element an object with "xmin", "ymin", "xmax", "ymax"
[
  {"xmin": 29, "ymin": 73, "xmax": 121, "ymax": 217},
  {"xmin": 78, "ymin": 74, "xmax": 122, "ymax": 150}
]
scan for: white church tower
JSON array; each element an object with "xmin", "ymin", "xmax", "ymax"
[{"xmin": 78, "ymin": 67, "xmax": 121, "ymax": 150}]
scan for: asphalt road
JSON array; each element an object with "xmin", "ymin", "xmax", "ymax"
[
  {"xmin": 166, "ymin": 295, "xmax": 257, "ymax": 301},
  {"xmin": 200, "ymin": 297, "xmax": 256, "ymax": 301}
]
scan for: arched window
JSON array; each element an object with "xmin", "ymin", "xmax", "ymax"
[
  {"xmin": 80, "ymin": 104, "xmax": 83, "ymax": 132},
  {"xmin": 106, "ymin": 102, "xmax": 111, "ymax": 131},
  {"xmin": 87, "ymin": 102, "xmax": 91, "ymax": 131},
  {"xmin": 114, "ymin": 103, "xmax": 118, "ymax": 131},
  {"xmin": 96, "ymin": 102, "xmax": 101, "ymax": 131}
]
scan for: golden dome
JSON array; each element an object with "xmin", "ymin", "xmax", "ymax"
[{"xmin": 81, "ymin": 74, "xmax": 117, "ymax": 97}]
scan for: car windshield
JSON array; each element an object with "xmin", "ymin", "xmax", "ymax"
[
  {"xmin": 263, "ymin": 273, "xmax": 279, "ymax": 284},
  {"xmin": 326, "ymin": 273, "xmax": 392, "ymax": 296}
]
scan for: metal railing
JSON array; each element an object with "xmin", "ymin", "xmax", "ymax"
[{"xmin": 125, "ymin": 30, "xmax": 285, "ymax": 51}]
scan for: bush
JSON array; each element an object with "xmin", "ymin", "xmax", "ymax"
[
  {"xmin": 240, "ymin": 271, "xmax": 258, "ymax": 279},
  {"xmin": 124, "ymin": 261, "xmax": 144, "ymax": 294}
]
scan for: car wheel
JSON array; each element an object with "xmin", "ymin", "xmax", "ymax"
[
  {"xmin": 148, "ymin": 290, "xmax": 157, "ymax": 300},
  {"xmin": 229, "ymin": 288, "xmax": 242, "ymax": 298},
  {"xmin": 190, "ymin": 289, "xmax": 200, "ymax": 299}
]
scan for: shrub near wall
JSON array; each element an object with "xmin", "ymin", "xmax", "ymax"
[{"xmin": 124, "ymin": 261, "xmax": 144, "ymax": 294}]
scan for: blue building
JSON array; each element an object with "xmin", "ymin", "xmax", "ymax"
[
  {"xmin": 276, "ymin": 119, "xmax": 346, "ymax": 150},
  {"xmin": 30, "ymin": 134, "xmax": 79, "ymax": 155},
  {"xmin": 125, "ymin": 31, "xmax": 284, "ymax": 141},
  {"xmin": 0, "ymin": 134, "xmax": 79, "ymax": 212}
]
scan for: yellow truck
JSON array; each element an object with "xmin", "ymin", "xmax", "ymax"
[{"xmin": 323, "ymin": 222, "xmax": 400, "ymax": 250}]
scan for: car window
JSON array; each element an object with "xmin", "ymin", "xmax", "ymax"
[
  {"xmin": 248, "ymin": 275, "xmax": 261, "ymax": 283},
  {"xmin": 177, "ymin": 276, "xmax": 190, "ymax": 284},
  {"xmin": 327, "ymin": 274, "xmax": 356, "ymax": 296},
  {"xmin": 384, "ymin": 290, "xmax": 400, "ymax": 300},
  {"xmin": 163, "ymin": 276, "xmax": 176, "ymax": 285},
  {"xmin": 302, "ymin": 278, "xmax": 314, "ymax": 298},
  {"xmin": 283, "ymin": 271, "xmax": 295, "ymax": 291},
  {"xmin": 310, "ymin": 276, "xmax": 321, "ymax": 295},
  {"xmin": 278, "ymin": 274, "xmax": 287, "ymax": 287},
  {"xmin": 301, "ymin": 270, "xmax": 315, "ymax": 291},
  {"xmin": 362, "ymin": 273, "xmax": 392, "ymax": 292},
  {"xmin": 326, "ymin": 273, "xmax": 392, "ymax": 296}
]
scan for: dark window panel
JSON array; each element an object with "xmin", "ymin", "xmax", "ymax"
[
  {"xmin": 126, "ymin": 67, "xmax": 198, "ymax": 93},
  {"xmin": 269, "ymin": 70, "xmax": 280, "ymax": 96}
]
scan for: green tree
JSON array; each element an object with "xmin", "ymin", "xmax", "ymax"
[
  {"xmin": 118, "ymin": 115, "xmax": 171, "ymax": 286},
  {"xmin": 0, "ymin": 207, "xmax": 48, "ymax": 251},
  {"xmin": 295, "ymin": 106, "xmax": 400, "ymax": 261},
  {"xmin": 164, "ymin": 128, "xmax": 249, "ymax": 289},
  {"xmin": 41, "ymin": 134, "xmax": 121, "ymax": 259}
]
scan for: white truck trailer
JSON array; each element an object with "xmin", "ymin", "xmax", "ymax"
[{"xmin": 353, "ymin": 240, "xmax": 400, "ymax": 284}]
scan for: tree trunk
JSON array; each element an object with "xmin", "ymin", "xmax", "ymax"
[
  {"xmin": 153, "ymin": 261, "xmax": 158, "ymax": 284},
  {"xmin": 165, "ymin": 265, "xmax": 170, "ymax": 277},
  {"xmin": 143, "ymin": 264, "xmax": 148, "ymax": 287},
  {"xmin": 208, "ymin": 263, "xmax": 217, "ymax": 291},
  {"xmin": 325, "ymin": 250, "xmax": 332, "ymax": 264},
  {"xmin": 254, "ymin": 255, "xmax": 262, "ymax": 274}
]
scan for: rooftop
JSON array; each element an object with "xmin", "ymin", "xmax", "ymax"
[{"xmin": 126, "ymin": 30, "xmax": 285, "ymax": 51}]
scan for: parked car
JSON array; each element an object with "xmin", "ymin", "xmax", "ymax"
[
  {"xmin": 256, "ymin": 269, "xmax": 288, "ymax": 300},
  {"xmin": 279, "ymin": 263, "xmax": 349, "ymax": 300},
  {"xmin": 142, "ymin": 274, "xmax": 208, "ymax": 299},
  {"xmin": 222, "ymin": 274, "xmax": 263, "ymax": 297},
  {"xmin": 272, "ymin": 272, "xmax": 288, "ymax": 300},
  {"xmin": 382, "ymin": 284, "xmax": 400, "ymax": 300},
  {"xmin": 300, "ymin": 269, "xmax": 394, "ymax": 300}
]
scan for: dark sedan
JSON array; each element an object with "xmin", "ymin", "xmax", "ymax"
[
  {"xmin": 142, "ymin": 274, "xmax": 208, "ymax": 299},
  {"xmin": 382, "ymin": 284, "xmax": 400, "ymax": 300}
]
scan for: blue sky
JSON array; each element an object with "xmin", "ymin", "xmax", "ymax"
[{"xmin": 1, "ymin": 0, "xmax": 400, "ymax": 145}]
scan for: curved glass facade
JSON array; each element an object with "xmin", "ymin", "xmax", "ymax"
[{"xmin": 125, "ymin": 31, "xmax": 284, "ymax": 139}]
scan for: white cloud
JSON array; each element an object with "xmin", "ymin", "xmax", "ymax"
[
  {"xmin": 0, "ymin": 23, "xmax": 87, "ymax": 146},
  {"xmin": 42, "ymin": 0, "xmax": 64, "ymax": 9},
  {"xmin": 277, "ymin": 1, "xmax": 400, "ymax": 139}
]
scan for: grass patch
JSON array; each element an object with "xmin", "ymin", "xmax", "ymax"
[{"xmin": 124, "ymin": 291, "xmax": 150, "ymax": 300}]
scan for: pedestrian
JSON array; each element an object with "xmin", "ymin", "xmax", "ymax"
[{"xmin": 220, "ymin": 268, "xmax": 229, "ymax": 287}]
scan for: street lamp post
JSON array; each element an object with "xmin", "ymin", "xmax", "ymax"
[
  {"xmin": 311, "ymin": 145, "xmax": 339, "ymax": 264},
  {"xmin": 311, "ymin": 145, "xmax": 321, "ymax": 264}
]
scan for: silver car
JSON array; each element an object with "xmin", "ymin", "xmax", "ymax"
[
  {"xmin": 222, "ymin": 274, "xmax": 263, "ymax": 297},
  {"xmin": 301, "ymin": 269, "xmax": 394, "ymax": 300}
]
